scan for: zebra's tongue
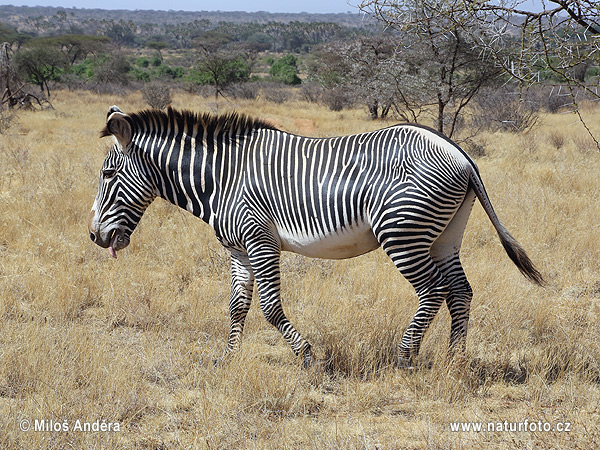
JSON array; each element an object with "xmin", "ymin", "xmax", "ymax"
[{"xmin": 109, "ymin": 233, "xmax": 117, "ymax": 259}]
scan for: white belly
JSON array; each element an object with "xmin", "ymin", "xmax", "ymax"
[{"xmin": 278, "ymin": 220, "xmax": 379, "ymax": 259}]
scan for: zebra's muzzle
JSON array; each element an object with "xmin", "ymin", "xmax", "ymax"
[
  {"xmin": 89, "ymin": 225, "xmax": 130, "ymax": 259},
  {"xmin": 108, "ymin": 228, "xmax": 130, "ymax": 259}
]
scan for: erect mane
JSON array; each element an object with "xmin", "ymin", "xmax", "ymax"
[{"xmin": 127, "ymin": 107, "xmax": 279, "ymax": 137}]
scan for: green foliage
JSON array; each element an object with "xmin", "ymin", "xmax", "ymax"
[
  {"xmin": 136, "ymin": 57, "xmax": 150, "ymax": 68},
  {"xmin": 269, "ymin": 54, "xmax": 301, "ymax": 85},
  {"xmin": 131, "ymin": 67, "xmax": 151, "ymax": 82},
  {"xmin": 71, "ymin": 58, "xmax": 96, "ymax": 79},
  {"xmin": 156, "ymin": 65, "xmax": 184, "ymax": 79},
  {"xmin": 129, "ymin": 57, "xmax": 184, "ymax": 81},
  {"xmin": 13, "ymin": 42, "xmax": 66, "ymax": 95},
  {"xmin": 188, "ymin": 55, "xmax": 251, "ymax": 86}
]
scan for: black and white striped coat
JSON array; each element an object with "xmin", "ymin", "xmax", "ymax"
[{"xmin": 89, "ymin": 106, "xmax": 542, "ymax": 366}]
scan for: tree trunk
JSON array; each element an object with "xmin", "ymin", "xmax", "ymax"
[
  {"xmin": 368, "ymin": 101, "xmax": 379, "ymax": 120},
  {"xmin": 437, "ymin": 99, "xmax": 445, "ymax": 135}
]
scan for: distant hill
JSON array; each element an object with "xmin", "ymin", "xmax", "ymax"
[{"xmin": 0, "ymin": 5, "xmax": 373, "ymax": 30}]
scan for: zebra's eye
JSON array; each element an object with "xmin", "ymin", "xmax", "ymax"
[{"xmin": 102, "ymin": 168, "xmax": 117, "ymax": 179}]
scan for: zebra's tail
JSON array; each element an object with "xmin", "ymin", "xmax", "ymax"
[{"xmin": 468, "ymin": 169, "xmax": 544, "ymax": 286}]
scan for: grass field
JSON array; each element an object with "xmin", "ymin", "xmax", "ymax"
[{"xmin": 1, "ymin": 89, "xmax": 599, "ymax": 449}]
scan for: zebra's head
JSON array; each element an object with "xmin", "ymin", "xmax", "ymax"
[{"xmin": 88, "ymin": 106, "xmax": 157, "ymax": 258}]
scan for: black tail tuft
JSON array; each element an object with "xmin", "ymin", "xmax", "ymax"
[{"xmin": 498, "ymin": 226, "xmax": 545, "ymax": 286}]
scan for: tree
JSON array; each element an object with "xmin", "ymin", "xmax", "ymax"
[
  {"xmin": 359, "ymin": 0, "xmax": 600, "ymax": 145},
  {"xmin": 310, "ymin": 28, "xmax": 499, "ymax": 136},
  {"xmin": 189, "ymin": 45, "xmax": 251, "ymax": 101},
  {"xmin": 44, "ymin": 34, "xmax": 109, "ymax": 66},
  {"xmin": 1, "ymin": 42, "xmax": 17, "ymax": 104},
  {"xmin": 146, "ymin": 40, "xmax": 169, "ymax": 61},
  {"xmin": 309, "ymin": 35, "xmax": 400, "ymax": 120},
  {"xmin": 102, "ymin": 19, "xmax": 137, "ymax": 48},
  {"xmin": 13, "ymin": 39, "xmax": 65, "ymax": 96},
  {"xmin": 0, "ymin": 22, "xmax": 31, "ymax": 49},
  {"xmin": 269, "ymin": 54, "xmax": 301, "ymax": 85}
]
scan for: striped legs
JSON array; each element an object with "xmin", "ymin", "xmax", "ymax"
[
  {"xmin": 435, "ymin": 254, "xmax": 473, "ymax": 353},
  {"xmin": 430, "ymin": 189, "xmax": 475, "ymax": 354},
  {"xmin": 384, "ymin": 244, "xmax": 450, "ymax": 365},
  {"xmin": 224, "ymin": 251, "xmax": 255, "ymax": 355},
  {"xmin": 373, "ymin": 186, "xmax": 468, "ymax": 366},
  {"xmin": 246, "ymin": 237, "xmax": 313, "ymax": 367}
]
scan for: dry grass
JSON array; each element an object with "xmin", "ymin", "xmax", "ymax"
[{"xmin": 1, "ymin": 89, "xmax": 599, "ymax": 449}]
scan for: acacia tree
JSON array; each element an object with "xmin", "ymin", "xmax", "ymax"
[
  {"xmin": 310, "ymin": 24, "xmax": 500, "ymax": 137},
  {"xmin": 13, "ymin": 40, "xmax": 65, "ymax": 97},
  {"xmin": 309, "ymin": 35, "xmax": 401, "ymax": 120},
  {"xmin": 395, "ymin": 22, "xmax": 501, "ymax": 136},
  {"xmin": 359, "ymin": 0, "xmax": 600, "ymax": 144},
  {"xmin": 191, "ymin": 44, "xmax": 252, "ymax": 101}
]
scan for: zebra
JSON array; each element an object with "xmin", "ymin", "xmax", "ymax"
[{"xmin": 88, "ymin": 105, "xmax": 543, "ymax": 367}]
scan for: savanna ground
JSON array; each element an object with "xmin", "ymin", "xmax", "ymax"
[{"xmin": 1, "ymin": 89, "xmax": 599, "ymax": 449}]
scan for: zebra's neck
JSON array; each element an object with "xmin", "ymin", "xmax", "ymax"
[{"xmin": 140, "ymin": 124, "xmax": 253, "ymax": 226}]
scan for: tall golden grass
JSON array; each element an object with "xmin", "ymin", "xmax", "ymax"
[{"xmin": 0, "ymin": 89, "xmax": 599, "ymax": 449}]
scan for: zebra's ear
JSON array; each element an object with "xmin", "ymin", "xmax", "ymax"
[{"xmin": 101, "ymin": 109, "xmax": 132, "ymax": 153}]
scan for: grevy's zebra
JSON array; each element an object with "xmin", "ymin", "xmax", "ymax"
[{"xmin": 88, "ymin": 106, "xmax": 543, "ymax": 367}]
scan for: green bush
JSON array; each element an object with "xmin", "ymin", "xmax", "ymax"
[
  {"xmin": 188, "ymin": 56, "xmax": 251, "ymax": 86},
  {"xmin": 136, "ymin": 57, "xmax": 150, "ymax": 68},
  {"xmin": 72, "ymin": 58, "xmax": 95, "ymax": 79},
  {"xmin": 131, "ymin": 68, "xmax": 151, "ymax": 82},
  {"xmin": 269, "ymin": 54, "xmax": 301, "ymax": 85}
]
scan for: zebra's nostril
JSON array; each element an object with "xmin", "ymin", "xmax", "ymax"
[{"xmin": 90, "ymin": 232, "xmax": 96, "ymax": 243}]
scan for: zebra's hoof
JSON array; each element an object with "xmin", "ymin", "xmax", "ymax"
[
  {"xmin": 302, "ymin": 352, "xmax": 314, "ymax": 369},
  {"xmin": 212, "ymin": 357, "xmax": 224, "ymax": 368},
  {"xmin": 397, "ymin": 356, "xmax": 416, "ymax": 370}
]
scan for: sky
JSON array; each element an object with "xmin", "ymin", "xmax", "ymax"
[{"xmin": 2, "ymin": 0, "xmax": 360, "ymax": 13}]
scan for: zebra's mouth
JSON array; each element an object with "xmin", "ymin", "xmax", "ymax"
[{"xmin": 108, "ymin": 228, "xmax": 130, "ymax": 259}]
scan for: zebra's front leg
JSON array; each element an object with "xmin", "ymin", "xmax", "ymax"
[
  {"xmin": 247, "ymin": 241, "xmax": 314, "ymax": 367},
  {"xmin": 223, "ymin": 251, "xmax": 255, "ymax": 357}
]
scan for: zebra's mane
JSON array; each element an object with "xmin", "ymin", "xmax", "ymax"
[{"xmin": 127, "ymin": 107, "xmax": 279, "ymax": 137}]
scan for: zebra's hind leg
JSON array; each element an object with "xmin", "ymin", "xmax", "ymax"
[
  {"xmin": 432, "ymin": 253, "xmax": 473, "ymax": 355},
  {"xmin": 430, "ymin": 189, "xmax": 475, "ymax": 355},
  {"xmin": 246, "ymin": 239, "xmax": 314, "ymax": 368},
  {"xmin": 223, "ymin": 251, "xmax": 255, "ymax": 358},
  {"xmin": 378, "ymin": 237, "xmax": 450, "ymax": 367}
]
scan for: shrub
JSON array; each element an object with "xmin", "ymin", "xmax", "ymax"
[
  {"xmin": 269, "ymin": 54, "xmax": 301, "ymax": 85},
  {"xmin": 264, "ymin": 87, "xmax": 289, "ymax": 104},
  {"xmin": 141, "ymin": 82, "xmax": 172, "ymax": 110},
  {"xmin": 471, "ymin": 87, "xmax": 539, "ymax": 133},
  {"xmin": 135, "ymin": 57, "xmax": 150, "ymax": 68},
  {"xmin": 300, "ymin": 83, "xmax": 323, "ymax": 103},
  {"xmin": 156, "ymin": 65, "xmax": 184, "ymax": 79},
  {"xmin": 548, "ymin": 130, "xmax": 565, "ymax": 149},
  {"xmin": 131, "ymin": 68, "xmax": 151, "ymax": 82},
  {"xmin": 226, "ymin": 82, "xmax": 259, "ymax": 100},
  {"xmin": 322, "ymin": 86, "xmax": 354, "ymax": 111},
  {"xmin": 93, "ymin": 54, "xmax": 131, "ymax": 85}
]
